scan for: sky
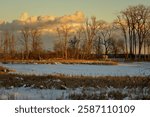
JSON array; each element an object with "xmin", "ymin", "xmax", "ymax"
[{"xmin": 0, "ymin": 0, "xmax": 150, "ymax": 22}]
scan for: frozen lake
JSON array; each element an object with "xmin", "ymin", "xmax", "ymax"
[{"xmin": 1, "ymin": 62, "xmax": 150, "ymax": 76}]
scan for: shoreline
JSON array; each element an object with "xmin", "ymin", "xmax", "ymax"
[{"xmin": 0, "ymin": 59, "xmax": 118, "ymax": 65}]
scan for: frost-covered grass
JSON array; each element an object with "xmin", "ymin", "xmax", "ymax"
[
  {"xmin": 0, "ymin": 87, "xmax": 150, "ymax": 100},
  {"xmin": 0, "ymin": 74, "xmax": 150, "ymax": 100}
]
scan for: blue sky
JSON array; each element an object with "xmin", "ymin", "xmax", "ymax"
[{"xmin": 0, "ymin": 0, "xmax": 150, "ymax": 22}]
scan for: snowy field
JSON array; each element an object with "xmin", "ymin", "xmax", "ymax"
[
  {"xmin": 0, "ymin": 86, "xmax": 149, "ymax": 100},
  {"xmin": 0, "ymin": 62, "xmax": 150, "ymax": 100},
  {"xmin": 1, "ymin": 62, "xmax": 150, "ymax": 76}
]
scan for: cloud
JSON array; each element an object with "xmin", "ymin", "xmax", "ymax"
[
  {"xmin": 58, "ymin": 11, "xmax": 85, "ymax": 23},
  {"xmin": 20, "ymin": 12, "xmax": 29, "ymax": 21},
  {"xmin": 0, "ymin": 20, "xmax": 5, "ymax": 24},
  {"xmin": 0, "ymin": 11, "xmax": 85, "ymax": 32},
  {"xmin": 0, "ymin": 11, "xmax": 85, "ymax": 50}
]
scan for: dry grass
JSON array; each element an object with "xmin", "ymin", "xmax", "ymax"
[
  {"xmin": 0, "ymin": 74, "xmax": 150, "ymax": 100},
  {"xmin": 0, "ymin": 74, "xmax": 149, "ymax": 89},
  {"xmin": 0, "ymin": 66, "xmax": 15, "ymax": 74},
  {"xmin": 0, "ymin": 59, "xmax": 118, "ymax": 65}
]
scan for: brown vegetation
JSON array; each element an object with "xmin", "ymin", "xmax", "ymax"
[
  {"xmin": 0, "ymin": 66, "xmax": 14, "ymax": 73},
  {"xmin": 0, "ymin": 59, "xmax": 118, "ymax": 65},
  {"xmin": 0, "ymin": 74, "xmax": 149, "ymax": 100},
  {"xmin": 0, "ymin": 74, "xmax": 149, "ymax": 89}
]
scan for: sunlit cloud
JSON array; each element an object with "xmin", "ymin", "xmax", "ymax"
[
  {"xmin": 0, "ymin": 11, "xmax": 85, "ymax": 32},
  {"xmin": 0, "ymin": 20, "xmax": 5, "ymax": 24}
]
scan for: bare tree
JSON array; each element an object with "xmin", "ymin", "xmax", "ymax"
[
  {"xmin": 9, "ymin": 33, "xmax": 16, "ymax": 56},
  {"xmin": 98, "ymin": 21, "xmax": 114, "ymax": 55},
  {"xmin": 134, "ymin": 5, "xmax": 150, "ymax": 58},
  {"xmin": 53, "ymin": 40, "xmax": 63, "ymax": 58},
  {"xmin": 3, "ymin": 31, "xmax": 9, "ymax": 54},
  {"xmin": 68, "ymin": 35, "xmax": 80, "ymax": 58},
  {"xmin": 118, "ymin": 4, "xmax": 150, "ymax": 59},
  {"xmin": 0, "ymin": 32, "xmax": 3, "ymax": 53},
  {"xmin": 115, "ymin": 16, "xmax": 128, "ymax": 59},
  {"xmin": 111, "ymin": 38, "xmax": 125, "ymax": 57},
  {"xmin": 30, "ymin": 28, "xmax": 43, "ymax": 60},
  {"xmin": 56, "ymin": 24, "xmax": 72, "ymax": 59},
  {"xmin": 147, "ymin": 39, "xmax": 150, "ymax": 60},
  {"xmin": 20, "ymin": 27, "xmax": 30, "ymax": 59},
  {"xmin": 0, "ymin": 31, "xmax": 16, "ymax": 58},
  {"xmin": 83, "ymin": 17, "xmax": 101, "ymax": 57},
  {"xmin": 145, "ymin": 34, "xmax": 150, "ymax": 60},
  {"xmin": 93, "ymin": 36, "xmax": 103, "ymax": 55}
]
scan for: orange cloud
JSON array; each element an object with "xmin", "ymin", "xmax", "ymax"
[{"xmin": 0, "ymin": 11, "xmax": 85, "ymax": 32}]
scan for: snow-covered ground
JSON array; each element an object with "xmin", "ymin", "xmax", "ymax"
[
  {"xmin": 0, "ymin": 62, "xmax": 150, "ymax": 100},
  {"xmin": 0, "ymin": 87, "xmax": 149, "ymax": 100},
  {"xmin": 1, "ymin": 62, "xmax": 150, "ymax": 76}
]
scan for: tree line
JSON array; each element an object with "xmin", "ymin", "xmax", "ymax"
[
  {"xmin": 0, "ymin": 27, "xmax": 43, "ymax": 60},
  {"xmin": 0, "ymin": 4, "xmax": 150, "ymax": 60}
]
